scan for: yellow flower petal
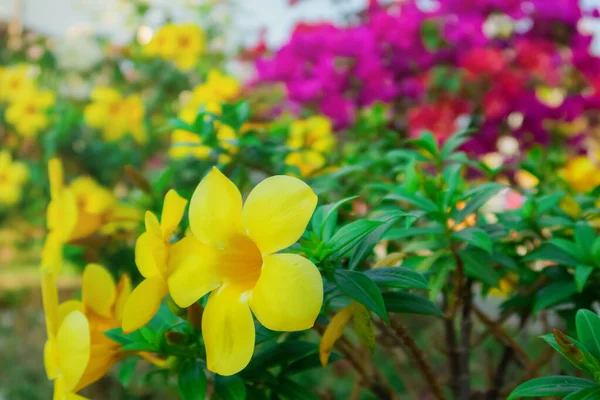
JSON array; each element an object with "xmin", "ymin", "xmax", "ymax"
[
  {"xmin": 161, "ymin": 189, "xmax": 187, "ymax": 239},
  {"xmin": 319, "ymin": 304, "xmax": 355, "ymax": 367},
  {"xmin": 82, "ymin": 264, "xmax": 116, "ymax": 318},
  {"xmin": 44, "ymin": 340, "xmax": 60, "ymax": 380},
  {"xmin": 135, "ymin": 232, "xmax": 166, "ymax": 279},
  {"xmin": 122, "ymin": 277, "xmax": 168, "ymax": 333},
  {"xmin": 145, "ymin": 211, "xmax": 162, "ymax": 237},
  {"xmin": 41, "ymin": 231, "xmax": 64, "ymax": 276},
  {"xmin": 242, "ymin": 176, "xmax": 317, "ymax": 254},
  {"xmin": 58, "ymin": 300, "xmax": 85, "ymax": 327},
  {"xmin": 250, "ymin": 254, "xmax": 322, "ymax": 331},
  {"xmin": 48, "ymin": 158, "xmax": 64, "ymax": 199},
  {"xmin": 57, "ymin": 311, "xmax": 91, "ymax": 391},
  {"xmin": 114, "ymin": 274, "xmax": 131, "ymax": 322},
  {"xmin": 47, "ymin": 188, "xmax": 78, "ymax": 243},
  {"xmin": 42, "ymin": 271, "xmax": 59, "ymax": 338},
  {"xmin": 189, "ymin": 167, "xmax": 243, "ymax": 245},
  {"xmin": 203, "ymin": 284, "xmax": 255, "ymax": 376},
  {"xmin": 167, "ymin": 236, "xmax": 221, "ymax": 308}
]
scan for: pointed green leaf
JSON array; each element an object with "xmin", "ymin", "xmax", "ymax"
[{"xmin": 334, "ymin": 270, "xmax": 388, "ymax": 323}]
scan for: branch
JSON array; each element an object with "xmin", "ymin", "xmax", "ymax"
[
  {"xmin": 377, "ymin": 318, "xmax": 447, "ymax": 400},
  {"xmin": 314, "ymin": 323, "xmax": 400, "ymax": 400}
]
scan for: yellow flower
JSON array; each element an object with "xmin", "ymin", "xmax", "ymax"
[
  {"xmin": 122, "ymin": 189, "xmax": 188, "ymax": 333},
  {"xmin": 561, "ymin": 154, "xmax": 600, "ymax": 193},
  {"xmin": 66, "ymin": 264, "xmax": 131, "ymax": 391},
  {"xmin": 287, "ymin": 116, "xmax": 336, "ymax": 153},
  {"xmin": 5, "ymin": 86, "xmax": 55, "ymax": 137},
  {"xmin": 285, "ymin": 116, "xmax": 336, "ymax": 177},
  {"xmin": 285, "ymin": 150, "xmax": 326, "ymax": 178},
  {"xmin": 170, "ymin": 70, "xmax": 242, "ymax": 162},
  {"xmin": 144, "ymin": 23, "xmax": 205, "ymax": 70},
  {"xmin": 45, "ymin": 158, "xmax": 139, "ymax": 253},
  {"xmin": 0, "ymin": 64, "xmax": 36, "ymax": 102},
  {"xmin": 41, "ymin": 272, "xmax": 91, "ymax": 400},
  {"xmin": 0, "ymin": 150, "xmax": 28, "ymax": 206},
  {"xmin": 181, "ymin": 69, "xmax": 241, "ymax": 117},
  {"xmin": 166, "ymin": 167, "xmax": 323, "ymax": 375},
  {"xmin": 84, "ymin": 87, "xmax": 147, "ymax": 144},
  {"xmin": 170, "ymin": 124, "xmax": 237, "ymax": 163}
]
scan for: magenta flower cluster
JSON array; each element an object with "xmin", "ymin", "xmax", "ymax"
[{"xmin": 253, "ymin": 0, "xmax": 600, "ymax": 155}]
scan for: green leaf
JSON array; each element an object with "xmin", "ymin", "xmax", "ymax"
[
  {"xmin": 575, "ymin": 222, "xmax": 595, "ymax": 262},
  {"xmin": 443, "ymin": 163, "xmax": 463, "ymax": 209},
  {"xmin": 452, "ymin": 227, "xmax": 493, "ymax": 254},
  {"xmin": 563, "ymin": 387, "xmax": 600, "ymax": 400},
  {"xmin": 382, "ymin": 292, "xmax": 443, "ymax": 317},
  {"xmin": 383, "ymin": 225, "xmax": 445, "ymax": 240},
  {"xmin": 118, "ymin": 357, "xmax": 138, "ymax": 387},
  {"xmin": 327, "ymin": 220, "xmax": 384, "ymax": 260},
  {"xmin": 403, "ymin": 158, "xmax": 420, "ymax": 194},
  {"xmin": 410, "ymin": 131, "xmax": 439, "ymax": 158},
  {"xmin": 508, "ymin": 376, "xmax": 597, "ymax": 399},
  {"xmin": 575, "ymin": 265, "xmax": 594, "ymax": 292},
  {"xmin": 536, "ymin": 192, "xmax": 565, "ymax": 214},
  {"xmin": 349, "ymin": 216, "xmax": 398, "ymax": 269},
  {"xmin": 267, "ymin": 379, "xmax": 319, "ymax": 400},
  {"xmin": 244, "ymin": 341, "xmax": 317, "ymax": 375},
  {"xmin": 178, "ymin": 359, "xmax": 207, "ymax": 400},
  {"xmin": 454, "ymin": 183, "xmax": 505, "ymax": 223},
  {"xmin": 352, "ymin": 304, "xmax": 376, "ymax": 352},
  {"xmin": 168, "ymin": 117, "xmax": 193, "ymax": 131},
  {"xmin": 549, "ymin": 238, "xmax": 582, "ymax": 262},
  {"xmin": 364, "ymin": 267, "xmax": 429, "ymax": 290},
  {"xmin": 576, "ymin": 309, "xmax": 600, "ymax": 362},
  {"xmin": 441, "ymin": 131, "xmax": 471, "ymax": 159},
  {"xmin": 384, "ymin": 189, "xmax": 439, "ymax": 213},
  {"xmin": 540, "ymin": 333, "xmax": 596, "ymax": 373},
  {"xmin": 592, "ymin": 237, "xmax": 600, "ymax": 266},
  {"xmin": 461, "ymin": 249, "xmax": 502, "ymax": 287},
  {"xmin": 213, "ymin": 375, "xmax": 246, "ymax": 400},
  {"xmin": 334, "ymin": 270, "xmax": 388, "ymax": 323},
  {"xmin": 525, "ymin": 244, "xmax": 580, "ymax": 267},
  {"xmin": 533, "ymin": 282, "xmax": 577, "ymax": 313},
  {"xmin": 312, "ymin": 196, "xmax": 358, "ymax": 240}
]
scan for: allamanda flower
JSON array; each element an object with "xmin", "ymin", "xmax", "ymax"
[
  {"xmin": 5, "ymin": 85, "xmax": 56, "ymax": 138},
  {"xmin": 62, "ymin": 263, "xmax": 131, "ymax": 391},
  {"xmin": 84, "ymin": 87, "xmax": 147, "ymax": 144},
  {"xmin": 0, "ymin": 64, "xmax": 35, "ymax": 102},
  {"xmin": 285, "ymin": 116, "xmax": 336, "ymax": 177},
  {"xmin": 44, "ymin": 158, "xmax": 141, "ymax": 275},
  {"xmin": 170, "ymin": 124, "xmax": 238, "ymax": 164},
  {"xmin": 171, "ymin": 70, "xmax": 242, "ymax": 163},
  {"xmin": 0, "ymin": 150, "xmax": 28, "ymax": 206},
  {"xmin": 166, "ymin": 167, "xmax": 323, "ymax": 375},
  {"xmin": 122, "ymin": 189, "xmax": 188, "ymax": 333},
  {"xmin": 41, "ymin": 272, "xmax": 91, "ymax": 400},
  {"xmin": 144, "ymin": 23, "xmax": 205, "ymax": 70},
  {"xmin": 561, "ymin": 154, "xmax": 600, "ymax": 193}
]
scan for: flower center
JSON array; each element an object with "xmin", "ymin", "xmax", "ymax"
[
  {"xmin": 178, "ymin": 36, "xmax": 191, "ymax": 48},
  {"xmin": 218, "ymin": 233, "xmax": 263, "ymax": 290}
]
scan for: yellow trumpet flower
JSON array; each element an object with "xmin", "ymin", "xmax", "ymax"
[
  {"xmin": 0, "ymin": 64, "xmax": 36, "ymax": 102},
  {"xmin": 144, "ymin": 23, "xmax": 205, "ymax": 70},
  {"xmin": 84, "ymin": 87, "xmax": 147, "ymax": 144},
  {"xmin": 0, "ymin": 150, "xmax": 29, "ymax": 206},
  {"xmin": 285, "ymin": 116, "xmax": 336, "ymax": 177},
  {"xmin": 41, "ymin": 272, "xmax": 91, "ymax": 400},
  {"xmin": 5, "ymin": 85, "xmax": 56, "ymax": 138},
  {"xmin": 122, "ymin": 189, "xmax": 188, "ymax": 333},
  {"xmin": 561, "ymin": 154, "xmax": 600, "ymax": 193},
  {"xmin": 165, "ymin": 167, "xmax": 323, "ymax": 376}
]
